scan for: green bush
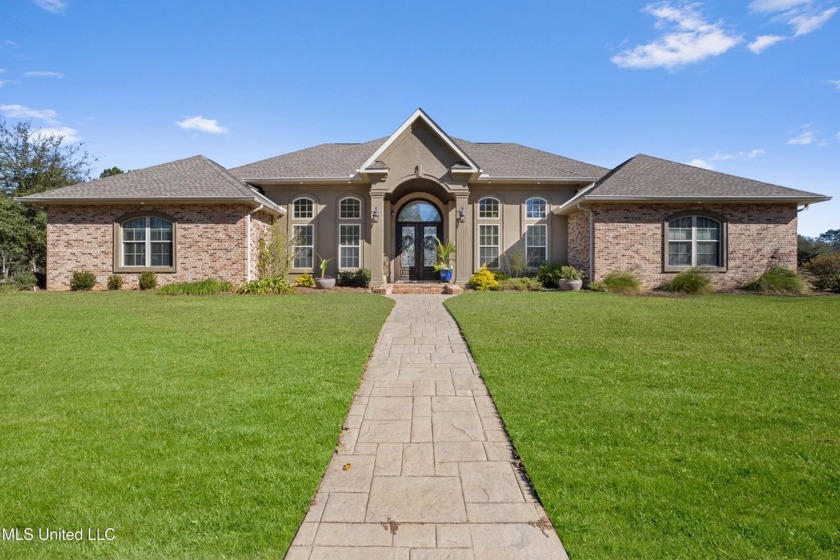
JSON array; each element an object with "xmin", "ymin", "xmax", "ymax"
[
  {"xmin": 536, "ymin": 262, "xmax": 562, "ymax": 289},
  {"xmin": 158, "ymin": 278, "xmax": 233, "ymax": 296},
  {"xmin": 14, "ymin": 271, "xmax": 38, "ymax": 291},
  {"xmin": 494, "ymin": 277, "xmax": 540, "ymax": 291},
  {"xmin": 804, "ymin": 253, "xmax": 840, "ymax": 292},
  {"xmin": 107, "ymin": 275, "xmax": 124, "ymax": 290},
  {"xmin": 295, "ymin": 273, "xmax": 316, "ymax": 288},
  {"xmin": 70, "ymin": 270, "xmax": 97, "ymax": 291},
  {"xmin": 139, "ymin": 271, "xmax": 157, "ymax": 290},
  {"xmin": 661, "ymin": 268, "xmax": 714, "ymax": 294},
  {"xmin": 237, "ymin": 278, "xmax": 295, "ymax": 295},
  {"xmin": 743, "ymin": 267, "xmax": 809, "ymax": 295},
  {"xmin": 337, "ymin": 268, "xmax": 372, "ymax": 288},
  {"xmin": 468, "ymin": 264, "xmax": 499, "ymax": 291},
  {"xmin": 590, "ymin": 271, "xmax": 642, "ymax": 293}
]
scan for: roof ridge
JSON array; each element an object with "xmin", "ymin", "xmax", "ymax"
[
  {"xmin": 474, "ymin": 142, "xmax": 602, "ymax": 177},
  {"xmin": 200, "ymin": 156, "xmax": 256, "ymax": 197}
]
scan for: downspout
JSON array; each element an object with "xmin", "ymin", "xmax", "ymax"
[
  {"xmin": 576, "ymin": 201, "xmax": 595, "ymax": 283},
  {"xmin": 246, "ymin": 205, "xmax": 264, "ymax": 283}
]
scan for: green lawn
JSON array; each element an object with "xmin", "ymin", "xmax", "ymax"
[
  {"xmin": 0, "ymin": 291, "xmax": 392, "ymax": 558},
  {"xmin": 446, "ymin": 292, "xmax": 839, "ymax": 559}
]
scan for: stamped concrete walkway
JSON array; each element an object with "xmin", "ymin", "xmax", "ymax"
[{"xmin": 286, "ymin": 295, "xmax": 568, "ymax": 560}]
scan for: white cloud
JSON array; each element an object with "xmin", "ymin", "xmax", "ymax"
[
  {"xmin": 34, "ymin": 0, "xmax": 67, "ymax": 13},
  {"xmin": 23, "ymin": 70, "xmax": 64, "ymax": 78},
  {"xmin": 788, "ymin": 123, "xmax": 818, "ymax": 145},
  {"xmin": 28, "ymin": 126, "xmax": 81, "ymax": 144},
  {"xmin": 689, "ymin": 158, "xmax": 715, "ymax": 169},
  {"xmin": 789, "ymin": 7, "xmax": 839, "ymax": 34},
  {"xmin": 748, "ymin": 34, "xmax": 786, "ymax": 53},
  {"xmin": 0, "ymin": 68, "xmax": 6, "ymax": 73},
  {"xmin": 827, "ymin": 79, "xmax": 840, "ymax": 91},
  {"xmin": 175, "ymin": 115, "xmax": 228, "ymax": 134},
  {"xmin": 688, "ymin": 149, "xmax": 766, "ymax": 169},
  {"xmin": 749, "ymin": 0, "xmax": 811, "ymax": 11},
  {"xmin": 0, "ymin": 103, "xmax": 59, "ymax": 124},
  {"xmin": 612, "ymin": 2, "xmax": 742, "ymax": 70}
]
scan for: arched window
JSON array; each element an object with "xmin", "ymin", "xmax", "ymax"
[
  {"xmin": 525, "ymin": 197, "xmax": 547, "ymax": 219},
  {"xmin": 664, "ymin": 212, "xmax": 726, "ymax": 271},
  {"xmin": 397, "ymin": 200, "xmax": 442, "ymax": 222},
  {"xmin": 338, "ymin": 197, "xmax": 362, "ymax": 270},
  {"xmin": 292, "ymin": 197, "xmax": 314, "ymax": 219},
  {"xmin": 478, "ymin": 197, "xmax": 500, "ymax": 219},
  {"xmin": 114, "ymin": 212, "xmax": 176, "ymax": 272}
]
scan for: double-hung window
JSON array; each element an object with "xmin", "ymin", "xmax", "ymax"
[
  {"xmin": 479, "ymin": 225, "xmax": 500, "ymax": 268},
  {"xmin": 338, "ymin": 197, "xmax": 362, "ymax": 270},
  {"xmin": 664, "ymin": 213, "xmax": 725, "ymax": 270},
  {"xmin": 116, "ymin": 213, "xmax": 175, "ymax": 271},
  {"xmin": 524, "ymin": 198, "xmax": 548, "ymax": 268},
  {"xmin": 291, "ymin": 197, "xmax": 316, "ymax": 270}
]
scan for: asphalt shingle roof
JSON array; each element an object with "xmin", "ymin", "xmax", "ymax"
[
  {"xmin": 19, "ymin": 156, "xmax": 281, "ymax": 210},
  {"xmin": 587, "ymin": 154, "xmax": 828, "ymax": 200},
  {"xmin": 230, "ymin": 138, "xmax": 609, "ymax": 180}
]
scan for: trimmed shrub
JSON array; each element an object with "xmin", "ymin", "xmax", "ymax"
[
  {"xmin": 70, "ymin": 270, "xmax": 97, "ymax": 291},
  {"xmin": 804, "ymin": 253, "xmax": 840, "ymax": 292},
  {"xmin": 494, "ymin": 277, "xmax": 540, "ymax": 291},
  {"xmin": 237, "ymin": 278, "xmax": 295, "ymax": 294},
  {"xmin": 295, "ymin": 273, "xmax": 316, "ymax": 288},
  {"xmin": 337, "ymin": 268, "xmax": 372, "ymax": 288},
  {"xmin": 107, "ymin": 275, "xmax": 124, "ymax": 290},
  {"xmin": 661, "ymin": 268, "xmax": 714, "ymax": 294},
  {"xmin": 139, "ymin": 271, "xmax": 157, "ymax": 290},
  {"xmin": 536, "ymin": 262, "xmax": 562, "ymax": 289},
  {"xmin": 743, "ymin": 267, "xmax": 809, "ymax": 295},
  {"xmin": 468, "ymin": 264, "xmax": 499, "ymax": 291},
  {"xmin": 590, "ymin": 271, "xmax": 642, "ymax": 293},
  {"xmin": 158, "ymin": 278, "xmax": 233, "ymax": 296},
  {"xmin": 14, "ymin": 271, "xmax": 38, "ymax": 291}
]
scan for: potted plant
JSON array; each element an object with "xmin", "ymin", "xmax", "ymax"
[
  {"xmin": 433, "ymin": 237, "xmax": 456, "ymax": 282},
  {"xmin": 557, "ymin": 265, "xmax": 583, "ymax": 291},
  {"xmin": 315, "ymin": 254, "xmax": 335, "ymax": 289}
]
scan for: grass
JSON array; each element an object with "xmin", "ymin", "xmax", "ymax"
[
  {"xmin": 743, "ymin": 266, "xmax": 810, "ymax": 294},
  {"xmin": 446, "ymin": 291, "xmax": 840, "ymax": 559},
  {"xmin": 0, "ymin": 290, "xmax": 393, "ymax": 558},
  {"xmin": 157, "ymin": 277, "xmax": 234, "ymax": 295}
]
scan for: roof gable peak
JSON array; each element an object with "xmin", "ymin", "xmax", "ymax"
[{"xmin": 358, "ymin": 108, "xmax": 480, "ymax": 173}]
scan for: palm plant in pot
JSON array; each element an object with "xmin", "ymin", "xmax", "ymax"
[
  {"xmin": 433, "ymin": 237, "xmax": 456, "ymax": 282},
  {"xmin": 557, "ymin": 265, "xmax": 583, "ymax": 291},
  {"xmin": 315, "ymin": 254, "xmax": 335, "ymax": 289}
]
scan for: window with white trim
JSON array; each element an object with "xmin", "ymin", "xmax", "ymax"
[
  {"xmin": 479, "ymin": 224, "xmax": 500, "ymax": 268},
  {"xmin": 478, "ymin": 197, "xmax": 500, "ymax": 219},
  {"xmin": 293, "ymin": 198, "xmax": 314, "ymax": 219},
  {"xmin": 292, "ymin": 224, "xmax": 314, "ymax": 269},
  {"xmin": 339, "ymin": 197, "xmax": 361, "ymax": 219},
  {"xmin": 121, "ymin": 216, "xmax": 173, "ymax": 268},
  {"xmin": 526, "ymin": 224, "xmax": 547, "ymax": 267},
  {"xmin": 339, "ymin": 224, "xmax": 361, "ymax": 269},
  {"xmin": 525, "ymin": 197, "xmax": 547, "ymax": 219},
  {"xmin": 665, "ymin": 214, "xmax": 725, "ymax": 270}
]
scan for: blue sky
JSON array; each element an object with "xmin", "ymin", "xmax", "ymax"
[{"xmin": 1, "ymin": 0, "xmax": 837, "ymax": 235}]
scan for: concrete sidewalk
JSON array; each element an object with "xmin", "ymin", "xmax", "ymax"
[{"xmin": 286, "ymin": 295, "xmax": 568, "ymax": 560}]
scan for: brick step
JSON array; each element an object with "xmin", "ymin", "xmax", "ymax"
[{"xmin": 373, "ymin": 283, "xmax": 464, "ymax": 295}]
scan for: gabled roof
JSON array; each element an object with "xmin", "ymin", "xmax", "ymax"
[
  {"xmin": 17, "ymin": 155, "xmax": 285, "ymax": 214},
  {"xmin": 358, "ymin": 108, "xmax": 480, "ymax": 174},
  {"xmin": 555, "ymin": 154, "xmax": 830, "ymax": 214},
  {"xmin": 453, "ymin": 139, "xmax": 608, "ymax": 180}
]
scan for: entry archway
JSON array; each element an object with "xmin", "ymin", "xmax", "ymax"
[{"xmin": 395, "ymin": 200, "xmax": 443, "ymax": 281}]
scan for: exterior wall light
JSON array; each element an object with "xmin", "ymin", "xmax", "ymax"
[
  {"xmin": 457, "ymin": 208, "xmax": 466, "ymax": 223},
  {"xmin": 372, "ymin": 209, "xmax": 380, "ymax": 223}
]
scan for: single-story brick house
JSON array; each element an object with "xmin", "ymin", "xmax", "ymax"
[{"xmin": 18, "ymin": 109, "xmax": 830, "ymax": 290}]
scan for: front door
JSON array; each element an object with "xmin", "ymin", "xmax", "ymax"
[{"xmin": 396, "ymin": 200, "xmax": 444, "ymax": 281}]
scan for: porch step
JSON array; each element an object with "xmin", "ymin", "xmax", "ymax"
[{"xmin": 373, "ymin": 283, "xmax": 464, "ymax": 295}]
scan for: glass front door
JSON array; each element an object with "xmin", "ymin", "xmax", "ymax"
[{"xmin": 396, "ymin": 201, "xmax": 443, "ymax": 281}]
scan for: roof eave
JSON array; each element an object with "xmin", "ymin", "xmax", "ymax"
[
  {"xmin": 244, "ymin": 176, "xmax": 367, "ymax": 186},
  {"xmin": 584, "ymin": 195, "xmax": 832, "ymax": 203},
  {"xmin": 14, "ymin": 195, "xmax": 287, "ymax": 215},
  {"xmin": 474, "ymin": 175, "xmax": 599, "ymax": 185}
]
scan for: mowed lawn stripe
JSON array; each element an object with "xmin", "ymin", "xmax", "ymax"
[
  {"xmin": 446, "ymin": 292, "xmax": 839, "ymax": 559},
  {"xmin": 0, "ymin": 291, "xmax": 393, "ymax": 558}
]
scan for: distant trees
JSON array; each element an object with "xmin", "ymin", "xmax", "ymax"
[
  {"xmin": 99, "ymin": 166, "xmax": 125, "ymax": 178},
  {"xmin": 0, "ymin": 119, "xmax": 94, "ymax": 276},
  {"xmin": 798, "ymin": 230, "xmax": 839, "ymax": 266}
]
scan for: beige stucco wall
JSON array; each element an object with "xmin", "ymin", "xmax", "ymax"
[
  {"xmin": 589, "ymin": 203, "xmax": 798, "ymax": 289},
  {"xmin": 46, "ymin": 204, "xmax": 251, "ymax": 290}
]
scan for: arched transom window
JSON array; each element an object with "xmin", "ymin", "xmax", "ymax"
[
  {"xmin": 478, "ymin": 197, "xmax": 500, "ymax": 219},
  {"xmin": 665, "ymin": 213, "xmax": 726, "ymax": 270},
  {"xmin": 116, "ymin": 213, "xmax": 175, "ymax": 271},
  {"xmin": 525, "ymin": 197, "xmax": 547, "ymax": 219}
]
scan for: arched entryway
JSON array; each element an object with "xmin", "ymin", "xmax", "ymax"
[{"xmin": 396, "ymin": 200, "xmax": 442, "ymax": 281}]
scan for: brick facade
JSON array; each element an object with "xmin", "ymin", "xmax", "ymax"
[
  {"xmin": 566, "ymin": 209, "xmax": 590, "ymax": 275},
  {"xmin": 46, "ymin": 204, "xmax": 253, "ymax": 290},
  {"xmin": 588, "ymin": 203, "xmax": 797, "ymax": 289}
]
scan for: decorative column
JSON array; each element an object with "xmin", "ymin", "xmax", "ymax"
[
  {"xmin": 369, "ymin": 193, "xmax": 386, "ymax": 287},
  {"xmin": 454, "ymin": 194, "xmax": 470, "ymax": 284}
]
